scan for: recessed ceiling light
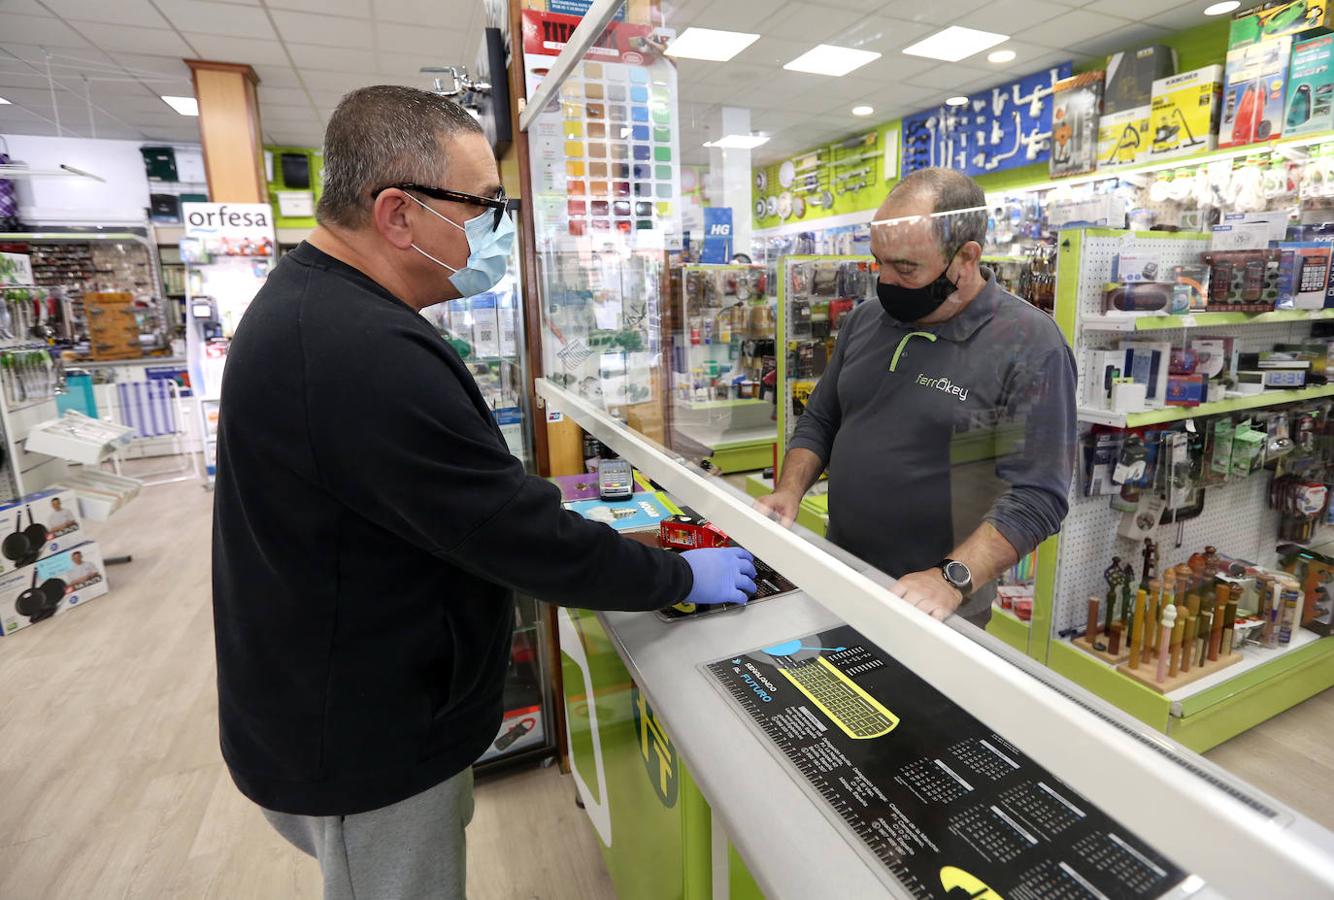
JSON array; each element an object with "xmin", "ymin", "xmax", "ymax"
[
  {"xmin": 703, "ymin": 134, "xmax": 770, "ymax": 149},
  {"xmin": 852, "ymin": 105, "xmax": 874, "ymax": 117},
  {"xmin": 783, "ymin": 44, "xmax": 881, "ymax": 77},
  {"xmin": 987, "ymin": 49, "xmax": 1016, "ymax": 64},
  {"xmin": 903, "ymin": 26, "xmax": 1009, "ymax": 62},
  {"xmin": 161, "ymin": 95, "xmax": 199, "ymax": 116},
  {"xmin": 1204, "ymin": 1, "xmax": 1240, "ymax": 15},
  {"xmin": 0, "ymin": 96, "xmax": 10, "ymax": 105},
  {"xmin": 665, "ymin": 27, "xmax": 760, "ymax": 62},
  {"xmin": 945, "ymin": 96, "xmax": 969, "ymax": 107}
]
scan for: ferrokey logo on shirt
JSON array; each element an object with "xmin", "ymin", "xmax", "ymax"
[{"xmin": 915, "ymin": 372, "xmax": 969, "ymax": 402}]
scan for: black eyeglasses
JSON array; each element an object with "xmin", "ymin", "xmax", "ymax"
[{"xmin": 372, "ymin": 182, "xmax": 518, "ymax": 232}]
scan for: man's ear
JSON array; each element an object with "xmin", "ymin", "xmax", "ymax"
[
  {"xmin": 372, "ymin": 190, "xmax": 415, "ymax": 250},
  {"xmin": 957, "ymin": 240, "xmax": 983, "ymax": 268}
]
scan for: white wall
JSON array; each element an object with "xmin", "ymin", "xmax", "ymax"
[{"xmin": 2, "ymin": 135, "xmax": 153, "ymax": 226}]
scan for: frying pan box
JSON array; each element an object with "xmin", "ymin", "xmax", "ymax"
[
  {"xmin": 0, "ymin": 487, "xmax": 85, "ymax": 576},
  {"xmin": 0, "ymin": 541, "xmax": 108, "ymax": 636}
]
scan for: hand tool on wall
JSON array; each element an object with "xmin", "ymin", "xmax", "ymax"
[{"xmin": 1157, "ymin": 603, "xmax": 1176, "ymax": 683}]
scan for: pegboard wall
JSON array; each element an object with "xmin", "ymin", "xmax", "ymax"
[{"xmin": 1051, "ymin": 231, "xmax": 1324, "ymax": 638}]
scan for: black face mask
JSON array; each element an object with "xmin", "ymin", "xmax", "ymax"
[{"xmin": 877, "ymin": 252, "xmax": 959, "ymax": 323}]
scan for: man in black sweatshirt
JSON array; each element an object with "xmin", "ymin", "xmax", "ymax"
[{"xmin": 211, "ymin": 86, "xmax": 755, "ymax": 900}]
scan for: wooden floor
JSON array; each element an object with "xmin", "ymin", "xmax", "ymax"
[{"xmin": 0, "ymin": 474, "xmax": 1329, "ymax": 898}]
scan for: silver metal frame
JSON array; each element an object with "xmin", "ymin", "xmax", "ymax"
[
  {"xmin": 536, "ymin": 376, "xmax": 1334, "ymax": 897},
  {"xmin": 516, "ymin": 0, "xmax": 626, "ymax": 133}
]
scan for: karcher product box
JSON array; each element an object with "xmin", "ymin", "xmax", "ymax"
[
  {"xmin": 0, "ymin": 541, "xmax": 107, "ymax": 636},
  {"xmin": 1228, "ymin": 1, "xmax": 1332, "ymax": 49},
  {"xmin": 1098, "ymin": 106, "xmax": 1152, "ymax": 168},
  {"xmin": 1104, "ymin": 45, "xmax": 1177, "ymax": 113},
  {"xmin": 1286, "ymin": 34, "xmax": 1334, "ymax": 137},
  {"xmin": 1220, "ymin": 36, "xmax": 1293, "ymax": 147},
  {"xmin": 1149, "ymin": 65, "xmax": 1224, "ymax": 159}
]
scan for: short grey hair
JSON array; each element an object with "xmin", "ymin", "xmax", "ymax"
[
  {"xmin": 889, "ymin": 167, "xmax": 988, "ymax": 259},
  {"xmin": 316, "ymin": 85, "xmax": 484, "ymax": 229}
]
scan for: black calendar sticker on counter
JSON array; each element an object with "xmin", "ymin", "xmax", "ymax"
[{"xmin": 705, "ymin": 625, "xmax": 1190, "ymax": 899}]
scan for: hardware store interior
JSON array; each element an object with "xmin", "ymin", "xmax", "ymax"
[{"xmin": 6, "ymin": 0, "xmax": 1334, "ymax": 897}]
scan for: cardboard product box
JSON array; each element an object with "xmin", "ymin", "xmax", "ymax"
[
  {"xmin": 1097, "ymin": 106, "xmax": 1153, "ymax": 169},
  {"xmin": 0, "ymin": 487, "xmax": 85, "ymax": 575},
  {"xmin": 1190, "ymin": 336, "xmax": 1239, "ymax": 380},
  {"xmin": 1104, "ymin": 45, "xmax": 1178, "ymax": 113},
  {"xmin": 1149, "ymin": 66, "xmax": 1224, "ymax": 159},
  {"xmin": 1050, "ymin": 71, "xmax": 1104, "ymax": 177},
  {"xmin": 1287, "ymin": 34, "xmax": 1334, "ymax": 136},
  {"xmin": 1278, "ymin": 242, "xmax": 1334, "ymax": 308},
  {"xmin": 1120, "ymin": 340, "xmax": 1172, "ymax": 406},
  {"xmin": 1220, "ymin": 36, "xmax": 1293, "ymax": 147},
  {"xmin": 0, "ymin": 541, "xmax": 108, "ymax": 636},
  {"xmin": 1228, "ymin": 1, "xmax": 1333, "ymax": 49},
  {"xmin": 1201, "ymin": 249, "xmax": 1283, "ymax": 310}
]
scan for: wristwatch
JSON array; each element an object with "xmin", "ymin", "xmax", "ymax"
[{"xmin": 936, "ymin": 558, "xmax": 973, "ymax": 597}]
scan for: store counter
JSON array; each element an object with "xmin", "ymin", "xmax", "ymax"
[{"xmin": 558, "ymin": 549, "xmax": 1220, "ymax": 900}]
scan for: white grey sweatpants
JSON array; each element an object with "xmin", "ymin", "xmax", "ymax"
[{"xmin": 262, "ymin": 768, "xmax": 475, "ymax": 900}]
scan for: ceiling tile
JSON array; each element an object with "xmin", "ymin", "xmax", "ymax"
[
  {"xmin": 0, "ymin": 12, "xmax": 94, "ymax": 48},
  {"xmin": 1147, "ymin": 1, "xmax": 1221, "ymax": 32},
  {"xmin": 47, "ymin": 0, "xmax": 168, "ymax": 28},
  {"xmin": 830, "ymin": 16, "xmax": 936, "ymax": 54},
  {"xmin": 374, "ymin": 23, "xmax": 466, "ymax": 59},
  {"xmin": 155, "ymin": 0, "xmax": 277, "ymax": 40},
  {"xmin": 848, "ymin": 53, "xmax": 942, "ymax": 85},
  {"xmin": 966, "ymin": 0, "xmax": 1092, "ymax": 35},
  {"xmin": 251, "ymin": 64, "xmax": 304, "ymax": 87},
  {"xmin": 269, "ymin": 10, "xmax": 371, "ymax": 49},
  {"xmin": 272, "ymin": 0, "xmax": 371, "ymax": 14},
  {"xmin": 1, "ymin": 1, "xmax": 54, "ymax": 15},
  {"xmin": 906, "ymin": 65, "xmax": 994, "ymax": 91},
  {"xmin": 729, "ymin": 37, "xmax": 813, "ymax": 69},
  {"xmin": 71, "ymin": 22, "xmax": 192, "ymax": 56},
  {"xmin": 763, "ymin": 3, "xmax": 869, "ymax": 44},
  {"xmin": 256, "ymin": 84, "xmax": 311, "ymax": 107},
  {"xmin": 676, "ymin": 79, "xmax": 746, "ymax": 106},
  {"xmin": 184, "ymin": 34, "xmax": 293, "ymax": 66},
  {"xmin": 676, "ymin": 2, "xmax": 780, "ymax": 32},
  {"xmin": 870, "ymin": 0, "xmax": 992, "ymax": 27},
  {"xmin": 288, "ymin": 44, "xmax": 377, "ymax": 74},
  {"xmin": 371, "ymin": 0, "xmax": 464, "ymax": 27},
  {"xmin": 1070, "ymin": 22, "xmax": 1171, "ymax": 58},
  {"xmin": 1025, "ymin": 9, "xmax": 1145, "ymax": 47},
  {"xmin": 259, "ymin": 105, "xmax": 320, "ymax": 123},
  {"xmin": 108, "ymin": 53, "xmax": 193, "ymax": 79},
  {"xmin": 1083, "ymin": 0, "xmax": 1185, "ymax": 19}
]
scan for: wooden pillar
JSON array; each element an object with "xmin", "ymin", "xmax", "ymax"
[{"xmin": 185, "ymin": 60, "xmax": 265, "ymax": 203}]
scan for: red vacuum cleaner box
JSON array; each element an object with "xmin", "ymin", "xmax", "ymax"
[{"xmin": 1220, "ymin": 36, "xmax": 1293, "ymax": 147}]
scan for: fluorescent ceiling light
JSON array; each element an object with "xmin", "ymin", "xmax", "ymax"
[
  {"xmin": 665, "ymin": 27, "xmax": 759, "ymax": 62},
  {"xmin": 987, "ymin": 49, "xmax": 1016, "ymax": 64},
  {"xmin": 945, "ymin": 96, "xmax": 969, "ymax": 107},
  {"xmin": 1204, "ymin": 1, "xmax": 1240, "ymax": 14},
  {"xmin": 703, "ymin": 134, "xmax": 770, "ymax": 150},
  {"xmin": 0, "ymin": 96, "xmax": 10, "ymax": 105},
  {"xmin": 903, "ymin": 26, "xmax": 1008, "ymax": 62},
  {"xmin": 783, "ymin": 44, "xmax": 881, "ymax": 77},
  {"xmin": 852, "ymin": 105, "xmax": 874, "ymax": 117},
  {"xmin": 161, "ymin": 95, "xmax": 199, "ymax": 116}
]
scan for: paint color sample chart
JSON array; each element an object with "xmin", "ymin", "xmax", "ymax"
[
  {"xmin": 705, "ymin": 625, "xmax": 1191, "ymax": 899},
  {"xmin": 522, "ymin": 10, "xmax": 682, "ymax": 243}
]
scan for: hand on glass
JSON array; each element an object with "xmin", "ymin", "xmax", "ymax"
[
  {"xmin": 753, "ymin": 490, "xmax": 799, "ymax": 528},
  {"xmin": 893, "ymin": 568, "xmax": 963, "ymax": 621}
]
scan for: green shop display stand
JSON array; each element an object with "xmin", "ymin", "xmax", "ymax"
[{"xmin": 558, "ymin": 605, "xmax": 714, "ymax": 899}]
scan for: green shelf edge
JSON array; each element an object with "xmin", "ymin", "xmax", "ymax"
[
  {"xmin": 683, "ymin": 398, "xmax": 768, "ymax": 410},
  {"xmin": 1119, "ymin": 385, "xmax": 1334, "ymax": 428},
  {"xmin": 1175, "ymin": 634, "xmax": 1334, "ymax": 718},
  {"xmin": 1047, "ymin": 640, "xmax": 1172, "ymax": 733},
  {"xmin": 1085, "ymin": 309, "xmax": 1334, "ymax": 332},
  {"xmin": 986, "ymin": 607, "xmax": 1030, "ymax": 655},
  {"xmin": 1168, "ymin": 641, "xmax": 1334, "ymax": 753},
  {"xmin": 706, "ymin": 441, "xmax": 774, "ymax": 475}
]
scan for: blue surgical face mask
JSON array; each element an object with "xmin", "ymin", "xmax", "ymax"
[{"xmin": 405, "ymin": 192, "xmax": 515, "ymax": 297}]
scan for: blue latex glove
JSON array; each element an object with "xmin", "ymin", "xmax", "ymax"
[{"xmin": 681, "ymin": 547, "xmax": 757, "ymax": 606}]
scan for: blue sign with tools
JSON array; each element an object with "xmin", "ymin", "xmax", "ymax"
[{"xmin": 901, "ymin": 62, "xmax": 1073, "ymax": 177}]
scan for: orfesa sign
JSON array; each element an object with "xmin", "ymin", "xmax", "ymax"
[{"xmin": 182, "ymin": 202, "xmax": 273, "ymax": 240}]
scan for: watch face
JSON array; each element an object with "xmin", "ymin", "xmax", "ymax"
[{"xmin": 944, "ymin": 560, "xmax": 971, "ymax": 587}]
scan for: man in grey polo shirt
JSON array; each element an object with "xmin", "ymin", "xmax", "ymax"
[{"xmin": 757, "ymin": 168, "xmax": 1076, "ymax": 625}]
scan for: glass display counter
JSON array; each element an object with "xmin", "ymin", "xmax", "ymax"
[{"xmin": 666, "ymin": 263, "xmax": 778, "ymax": 472}]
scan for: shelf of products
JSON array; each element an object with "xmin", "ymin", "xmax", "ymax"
[
  {"xmin": 1083, "ymin": 308, "xmax": 1334, "ymax": 332},
  {"xmin": 1079, "ymin": 384, "xmax": 1334, "ymax": 428}
]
